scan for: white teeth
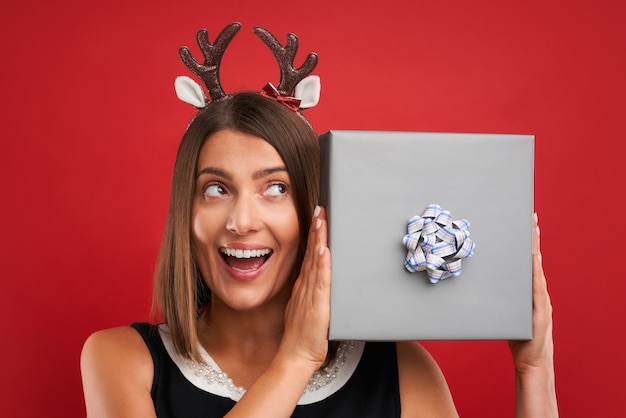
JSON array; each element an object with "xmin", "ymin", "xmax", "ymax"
[{"xmin": 221, "ymin": 248, "xmax": 271, "ymax": 258}]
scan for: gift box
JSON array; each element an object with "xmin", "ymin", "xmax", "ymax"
[{"xmin": 319, "ymin": 131, "xmax": 534, "ymax": 341}]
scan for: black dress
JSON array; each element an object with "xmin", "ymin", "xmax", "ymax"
[{"xmin": 131, "ymin": 322, "xmax": 401, "ymax": 417}]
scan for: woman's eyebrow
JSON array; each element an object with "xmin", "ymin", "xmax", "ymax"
[
  {"xmin": 196, "ymin": 166, "xmax": 287, "ymax": 180},
  {"xmin": 253, "ymin": 166, "xmax": 287, "ymax": 180},
  {"xmin": 196, "ymin": 167, "xmax": 231, "ymax": 180}
]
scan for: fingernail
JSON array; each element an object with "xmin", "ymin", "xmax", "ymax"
[
  {"xmin": 316, "ymin": 218, "xmax": 322, "ymax": 230},
  {"xmin": 313, "ymin": 205, "xmax": 321, "ymax": 218},
  {"xmin": 318, "ymin": 246, "xmax": 325, "ymax": 256},
  {"xmin": 536, "ymin": 225, "xmax": 541, "ymax": 237},
  {"xmin": 534, "ymin": 212, "xmax": 538, "ymax": 224}
]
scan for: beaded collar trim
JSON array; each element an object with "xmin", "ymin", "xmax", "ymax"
[
  {"xmin": 157, "ymin": 325, "xmax": 365, "ymax": 405},
  {"xmin": 186, "ymin": 341, "xmax": 356, "ymax": 397}
]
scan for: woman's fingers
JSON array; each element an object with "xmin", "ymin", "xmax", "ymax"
[
  {"xmin": 280, "ymin": 206, "xmax": 331, "ymax": 366},
  {"xmin": 509, "ymin": 212, "xmax": 554, "ymax": 372},
  {"xmin": 315, "ymin": 210, "xmax": 331, "ymax": 294},
  {"xmin": 286, "ymin": 205, "xmax": 330, "ymax": 316},
  {"xmin": 532, "ymin": 212, "xmax": 540, "ymax": 255},
  {"xmin": 301, "ymin": 206, "xmax": 321, "ymax": 276},
  {"xmin": 307, "ymin": 207, "xmax": 328, "ymax": 295},
  {"xmin": 532, "ymin": 213, "xmax": 551, "ymax": 315},
  {"xmin": 531, "ymin": 214, "xmax": 553, "ymax": 344}
]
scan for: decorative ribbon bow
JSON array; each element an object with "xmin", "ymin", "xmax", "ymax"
[
  {"xmin": 260, "ymin": 83, "xmax": 302, "ymax": 112},
  {"xmin": 402, "ymin": 204, "xmax": 475, "ymax": 283}
]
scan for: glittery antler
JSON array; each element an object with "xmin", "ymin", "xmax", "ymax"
[
  {"xmin": 253, "ymin": 27, "xmax": 318, "ymax": 97},
  {"xmin": 179, "ymin": 22, "xmax": 242, "ymax": 102}
]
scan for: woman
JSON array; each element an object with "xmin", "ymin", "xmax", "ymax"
[{"xmin": 81, "ymin": 24, "xmax": 558, "ymax": 417}]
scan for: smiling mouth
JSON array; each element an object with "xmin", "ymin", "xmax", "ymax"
[{"xmin": 220, "ymin": 248, "xmax": 272, "ymax": 272}]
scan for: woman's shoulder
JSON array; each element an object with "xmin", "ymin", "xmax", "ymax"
[
  {"xmin": 81, "ymin": 325, "xmax": 155, "ymax": 379},
  {"xmin": 81, "ymin": 326, "xmax": 156, "ymax": 417},
  {"xmin": 395, "ymin": 342, "xmax": 459, "ymax": 418},
  {"xmin": 83, "ymin": 325, "xmax": 151, "ymax": 357}
]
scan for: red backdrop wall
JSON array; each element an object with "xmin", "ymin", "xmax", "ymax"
[{"xmin": 1, "ymin": 0, "xmax": 624, "ymax": 416}]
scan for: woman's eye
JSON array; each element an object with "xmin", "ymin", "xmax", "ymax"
[
  {"xmin": 266, "ymin": 183, "xmax": 288, "ymax": 197},
  {"xmin": 204, "ymin": 184, "xmax": 227, "ymax": 197}
]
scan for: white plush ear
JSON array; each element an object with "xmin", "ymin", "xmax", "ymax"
[
  {"xmin": 294, "ymin": 75, "xmax": 321, "ymax": 109},
  {"xmin": 175, "ymin": 76, "xmax": 207, "ymax": 108}
]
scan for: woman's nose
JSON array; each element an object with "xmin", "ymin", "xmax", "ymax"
[{"xmin": 225, "ymin": 195, "xmax": 262, "ymax": 235}]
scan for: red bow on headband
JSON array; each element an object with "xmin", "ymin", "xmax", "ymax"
[{"xmin": 260, "ymin": 83, "xmax": 302, "ymax": 112}]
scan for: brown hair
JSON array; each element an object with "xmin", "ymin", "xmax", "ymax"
[{"xmin": 152, "ymin": 93, "xmax": 320, "ymax": 361}]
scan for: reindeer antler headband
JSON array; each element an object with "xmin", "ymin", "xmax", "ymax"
[{"xmin": 174, "ymin": 22, "xmax": 320, "ymax": 111}]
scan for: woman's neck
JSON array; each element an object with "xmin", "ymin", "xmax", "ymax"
[
  {"xmin": 196, "ymin": 294, "xmax": 291, "ymax": 389},
  {"xmin": 198, "ymin": 294, "xmax": 287, "ymax": 360}
]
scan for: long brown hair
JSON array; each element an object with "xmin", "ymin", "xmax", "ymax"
[{"xmin": 152, "ymin": 93, "xmax": 320, "ymax": 362}]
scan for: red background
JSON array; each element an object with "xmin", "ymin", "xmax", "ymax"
[{"xmin": 1, "ymin": 0, "xmax": 625, "ymax": 416}]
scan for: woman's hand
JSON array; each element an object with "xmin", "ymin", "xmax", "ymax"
[
  {"xmin": 508, "ymin": 213, "xmax": 559, "ymax": 417},
  {"xmin": 279, "ymin": 205, "xmax": 331, "ymax": 371}
]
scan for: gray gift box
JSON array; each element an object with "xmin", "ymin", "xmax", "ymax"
[{"xmin": 319, "ymin": 131, "xmax": 534, "ymax": 341}]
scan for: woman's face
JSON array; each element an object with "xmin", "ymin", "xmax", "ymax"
[{"xmin": 192, "ymin": 129, "xmax": 300, "ymax": 311}]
